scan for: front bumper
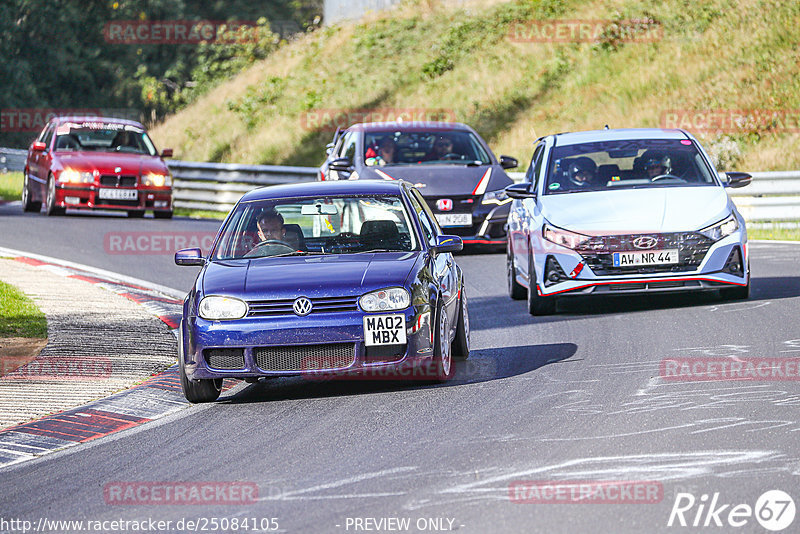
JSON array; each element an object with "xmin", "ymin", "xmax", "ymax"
[
  {"xmin": 54, "ymin": 184, "xmax": 172, "ymax": 212},
  {"xmin": 181, "ymin": 306, "xmax": 436, "ymax": 380},
  {"xmin": 533, "ymin": 232, "xmax": 749, "ymax": 297}
]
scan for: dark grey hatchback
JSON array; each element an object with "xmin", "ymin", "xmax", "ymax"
[{"xmin": 319, "ymin": 121, "xmax": 518, "ymax": 249}]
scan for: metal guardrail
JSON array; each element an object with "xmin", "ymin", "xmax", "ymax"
[
  {"xmin": 0, "ymin": 148, "xmax": 27, "ymax": 173},
  {"xmin": 168, "ymin": 160, "xmax": 317, "ymax": 212},
  {"xmin": 4, "ymin": 146, "xmax": 800, "ymax": 222}
]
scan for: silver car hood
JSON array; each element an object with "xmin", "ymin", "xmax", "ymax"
[{"xmin": 540, "ymin": 186, "xmax": 733, "ymax": 234}]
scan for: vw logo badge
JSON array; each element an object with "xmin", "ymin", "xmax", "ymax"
[
  {"xmin": 633, "ymin": 236, "xmax": 658, "ymax": 249},
  {"xmin": 437, "ymin": 198, "xmax": 453, "ymax": 212},
  {"xmin": 293, "ymin": 297, "xmax": 313, "ymax": 316}
]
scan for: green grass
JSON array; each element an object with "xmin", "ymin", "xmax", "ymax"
[
  {"xmin": 0, "ymin": 280, "xmax": 48, "ymax": 338},
  {"xmin": 0, "ymin": 172, "xmax": 23, "ymax": 201},
  {"xmin": 174, "ymin": 208, "xmax": 227, "ymax": 220},
  {"xmin": 150, "ymin": 0, "xmax": 800, "ymax": 173},
  {"xmin": 748, "ymin": 226, "xmax": 800, "ymax": 241}
]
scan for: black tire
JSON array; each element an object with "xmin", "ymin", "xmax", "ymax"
[
  {"xmin": 433, "ymin": 299, "xmax": 455, "ymax": 381},
  {"xmin": 527, "ymin": 253, "xmax": 556, "ymax": 315},
  {"xmin": 720, "ymin": 281, "xmax": 750, "ymax": 300},
  {"xmin": 154, "ymin": 210, "xmax": 173, "ymax": 219},
  {"xmin": 127, "ymin": 210, "xmax": 145, "ymax": 218},
  {"xmin": 21, "ymin": 174, "xmax": 42, "ymax": 213},
  {"xmin": 507, "ymin": 252, "xmax": 526, "ymax": 300},
  {"xmin": 45, "ymin": 175, "xmax": 65, "ymax": 216},
  {"xmin": 452, "ymin": 286, "xmax": 470, "ymax": 360},
  {"xmin": 179, "ymin": 356, "xmax": 222, "ymax": 403}
]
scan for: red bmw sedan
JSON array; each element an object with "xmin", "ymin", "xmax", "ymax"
[{"xmin": 22, "ymin": 116, "xmax": 174, "ymax": 218}]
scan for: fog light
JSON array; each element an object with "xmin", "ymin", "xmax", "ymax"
[
  {"xmin": 64, "ymin": 196, "xmax": 80, "ymax": 205},
  {"xmin": 154, "ymin": 200, "xmax": 168, "ymax": 208},
  {"xmin": 544, "ymin": 256, "xmax": 568, "ymax": 287},
  {"xmin": 723, "ymin": 247, "xmax": 744, "ymax": 276}
]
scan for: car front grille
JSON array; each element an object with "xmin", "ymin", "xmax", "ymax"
[
  {"xmin": 205, "ymin": 348, "xmax": 245, "ymax": 370},
  {"xmin": 246, "ymin": 296, "xmax": 358, "ymax": 317},
  {"xmin": 575, "ymin": 232, "xmax": 714, "ymax": 275},
  {"xmin": 254, "ymin": 343, "xmax": 355, "ymax": 372},
  {"xmin": 100, "ymin": 175, "xmax": 137, "ymax": 187}
]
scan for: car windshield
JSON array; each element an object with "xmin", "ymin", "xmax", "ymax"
[
  {"xmin": 363, "ymin": 130, "xmax": 491, "ymax": 166},
  {"xmin": 212, "ymin": 195, "xmax": 420, "ymax": 260},
  {"xmin": 544, "ymin": 138, "xmax": 717, "ymax": 195},
  {"xmin": 53, "ymin": 121, "xmax": 157, "ymax": 155}
]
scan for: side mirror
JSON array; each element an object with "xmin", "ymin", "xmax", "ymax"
[
  {"xmin": 724, "ymin": 171, "xmax": 751, "ymax": 188},
  {"xmin": 32, "ymin": 141, "xmax": 47, "ymax": 152},
  {"xmin": 504, "ymin": 182, "xmax": 536, "ymax": 199},
  {"xmin": 325, "ymin": 143, "xmax": 335, "ymax": 155},
  {"xmin": 499, "ymin": 155, "xmax": 518, "ymax": 170},
  {"xmin": 431, "ymin": 235, "xmax": 463, "ymax": 254},
  {"xmin": 175, "ymin": 248, "xmax": 205, "ymax": 266},
  {"xmin": 160, "ymin": 148, "xmax": 174, "ymax": 158},
  {"xmin": 329, "ymin": 157, "xmax": 353, "ymax": 172}
]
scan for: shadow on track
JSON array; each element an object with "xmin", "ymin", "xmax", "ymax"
[{"xmin": 218, "ymin": 342, "xmax": 578, "ymax": 405}]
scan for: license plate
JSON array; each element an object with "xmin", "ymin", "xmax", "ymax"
[
  {"xmin": 613, "ymin": 249, "xmax": 679, "ymax": 267},
  {"xmin": 98, "ymin": 188, "xmax": 137, "ymax": 200},
  {"xmin": 363, "ymin": 314, "xmax": 406, "ymax": 346},
  {"xmin": 435, "ymin": 213, "xmax": 472, "ymax": 227}
]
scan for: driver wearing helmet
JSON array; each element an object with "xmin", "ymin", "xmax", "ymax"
[
  {"xmin": 564, "ymin": 156, "xmax": 597, "ymax": 190},
  {"xmin": 644, "ymin": 154, "xmax": 671, "ymax": 179}
]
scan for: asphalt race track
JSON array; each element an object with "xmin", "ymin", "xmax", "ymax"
[{"xmin": 1, "ymin": 203, "xmax": 799, "ymax": 533}]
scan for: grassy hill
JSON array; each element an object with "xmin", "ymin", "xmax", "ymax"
[{"xmin": 150, "ymin": 0, "xmax": 800, "ymax": 172}]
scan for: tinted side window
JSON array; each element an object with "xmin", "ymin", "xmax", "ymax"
[
  {"xmin": 408, "ymin": 189, "xmax": 438, "ymax": 246},
  {"xmin": 530, "ymin": 143, "xmax": 545, "ymax": 192},
  {"xmin": 42, "ymin": 124, "xmax": 55, "ymax": 147},
  {"xmin": 341, "ymin": 133, "xmax": 357, "ymax": 161}
]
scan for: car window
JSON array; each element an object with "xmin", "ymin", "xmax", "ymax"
[
  {"xmin": 212, "ymin": 195, "xmax": 419, "ymax": 260},
  {"xmin": 544, "ymin": 138, "xmax": 717, "ymax": 194},
  {"xmin": 53, "ymin": 120, "xmax": 157, "ymax": 155},
  {"xmin": 41, "ymin": 124, "xmax": 55, "ymax": 148},
  {"xmin": 363, "ymin": 130, "xmax": 491, "ymax": 166},
  {"xmin": 527, "ymin": 143, "xmax": 544, "ymax": 190},
  {"xmin": 409, "ymin": 188, "xmax": 439, "ymax": 246},
  {"xmin": 339, "ymin": 133, "xmax": 357, "ymax": 162}
]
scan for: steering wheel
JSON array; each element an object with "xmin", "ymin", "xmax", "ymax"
[
  {"xmin": 441, "ymin": 153, "xmax": 463, "ymax": 160},
  {"xmin": 244, "ymin": 239, "xmax": 295, "ymax": 257},
  {"xmin": 650, "ymin": 174, "xmax": 686, "ymax": 182}
]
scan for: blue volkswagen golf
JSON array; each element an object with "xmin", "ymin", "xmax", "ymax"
[{"xmin": 175, "ymin": 180, "xmax": 470, "ymax": 402}]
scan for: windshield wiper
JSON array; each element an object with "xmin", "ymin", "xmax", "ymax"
[{"xmin": 268, "ymin": 250, "xmax": 327, "ymax": 258}]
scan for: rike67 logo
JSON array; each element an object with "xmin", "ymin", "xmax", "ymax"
[{"xmin": 668, "ymin": 490, "xmax": 795, "ymax": 531}]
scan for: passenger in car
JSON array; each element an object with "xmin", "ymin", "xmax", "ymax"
[
  {"xmin": 424, "ymin": 135, "xmax": 459, "ymax": 161},
  {"xmin": 365, "ymin": 137, "xmax": 397, "ymax": 166}
]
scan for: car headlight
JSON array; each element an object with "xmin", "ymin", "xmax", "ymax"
[
  {"xmin": 482, "ymin": 189, "xmax": 510, "ymax": 205},
  {"xmin": 58, "ymin": 169, "xmax": 94, "ymax": 184},
  {"xmin": 360, "ymin": 288, "xmax": 410, "ymax": 312},
  {"xmin": 699, "ymin": 214, "xmax": 739, "ymax": 241},
  {"xmin": 143, "ymin": 172, "xmax": 172, "ymax": 187},
  {"xmin": 198, "ymin": 296, "xmax": 247, "ymax": 320},
  {"xmin": 542, "ymin": 223, "xmax": 589, "ymax": 250}
]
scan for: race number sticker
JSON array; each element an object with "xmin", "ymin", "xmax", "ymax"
[{"xmin": 364, "ymin": 314, "xmax": 407, "ymax": 346}]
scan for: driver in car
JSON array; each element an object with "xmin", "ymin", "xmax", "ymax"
[
  {"xmin": 257, "ymin": 209, "xmax": 286, "ymax": 242},
  {"xmin": 425, "ymin": 135, "xmax": 460, "ymax": 161},
  {"xmin": 644, "ymin": 154, "xmax": 671, "ymax": 179}
]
